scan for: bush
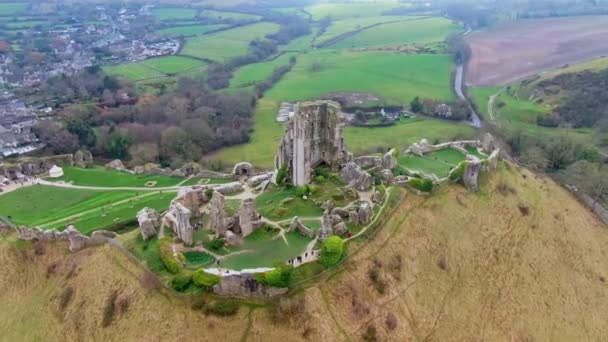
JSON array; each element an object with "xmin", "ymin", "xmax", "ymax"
[
  {"xmin": 204, "ymin": 300, "xmax": 240, "ymax": 316},
  {"xmin": 376, "ymin": 184, "xmax": 386, "ymax": 196},
  {"xmin": 374, "ymin": 174, "xmax": 382, "ymax": 186},
  {"xmin": 408, "ymin": 178, "xmax": 433, "ymax": 192},
  {"xmin": 314, "ymin": 175, "xmax": 325, "ymax": 183},
  {"xmin": 315, "ymin": 166, "xmax": 329, "ymax": 178},
  {"xmin": 192, "ymin": 268, "xmax": 221, "ymax": 289},
  {"xmin": 319, "ymin": 236, "xmax": 344, "ymax": 268},
  {"xmin": 295, "ymin": 185, "xmax": 308, "ymax": 197},
  {"xmin": 276, "ymin": 164, "xmax": 288, "ymax": 185},
  {"xmin": 170, "ymin": 270, "xmax": 193, "ymax": 292},
  {"xmin": 101, "ymin": 290, "xmax": 119, "ymax": 327},
  {"xmin": 260, "ymin": 264, "xmax": 293, "ymax": 288},
  {"xmin": 449, "ymin": 162, "xmax": 467, "ymax": 182},
  {"xmin": 159, "ymin": 238, "xmax": 182, "ymax": 274},
  {"xmin": 206, "ymin": 238, "xmax": 225, "ymax": 251}
]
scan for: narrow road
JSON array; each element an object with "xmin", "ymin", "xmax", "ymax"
[{"xmin": 454, "ymin": 26, "xmax": 481, "ymax": 128}]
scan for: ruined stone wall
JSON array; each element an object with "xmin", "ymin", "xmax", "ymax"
[
  {"xmin": 213, "ymin": 273, "xmax": 288, "ymax": 298},
  {"xmin": 275, "ymin": 100, "xmax": 348, "ymax": 186},
  {"xmin": 14, "ymin": 226, "xmax": 116, "ymax": 252},
  {"xmin": 1, "ymin": 154, "xmax": 74, "ymax": 179}
]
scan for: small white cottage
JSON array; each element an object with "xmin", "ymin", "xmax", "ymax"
[{"xmin": 49, "ymin": 165, "xmax": 64, "ymax": 178}]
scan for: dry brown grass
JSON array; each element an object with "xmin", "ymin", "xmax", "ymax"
[{"xmin": 1, "ymin": 163, "xmax": 607, "ymax": 341}]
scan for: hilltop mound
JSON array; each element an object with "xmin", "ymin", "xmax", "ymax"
[{"xmin": 1, "ymin": 164, "xmax": 607, "ymax": 341}]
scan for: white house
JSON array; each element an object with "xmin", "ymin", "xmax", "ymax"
[{"xmin": 49, "ymin": 165, "xmax": 64, "ymax": 178}]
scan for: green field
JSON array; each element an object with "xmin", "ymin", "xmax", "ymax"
[
  {"xmin": 305, "ymin": 3, "xmax": 400, "ymax": 20},
  {"xmin": 141, "ymin": 55, "xmax": 205, "ymax": 74},
  {"xmin": 315, "ymin": 16, "xmax": 419, "ymax": 46},
  {"xmin": 398, "ymin": 148, "xmax": 467, "ymax": 178},
  {"xmin": 470, "ymin": 86, "xmax": 594, "ymax": 146},
  {"xmin": 229, "ymin": 52, "xmax": 296, "ymax": 89},
  {"xmin": 255, "ymin": 185, "xmax": 324, "ymax": 220},
  {"xmin": 50, "ymin": 166, "xmax": 186, "ymax": 188},
  {"xmin": 104, "ymin": 63, "xmax": 165, "ymax": 81},
  {"xmin": 0, "ymin": 3, "xmax": 27, "ymax": 15},
  {"xmin": 330, "ymin": 17, "xmax": 461, "ymax": 49},
  {"xmin": 202, "ymin": 9, "xmax": 261, "ymax": 21},
  {"xmin": 221, "ymin": 229, "xmax": 312, "ymax": 270},
  {"xmin": 156, "ymin": 24, "xmax": 227, "ymax": 37},
  {"xmin": 152, "ymin": 8, "xmax": 197, "ymax": 20},
  {"xmin": 266, "ymin": 51, "xmax": 456, "ymax": 105},
  {"xmin": 180, "ymin": 22, "xmax": 280, "ymax": 61}
]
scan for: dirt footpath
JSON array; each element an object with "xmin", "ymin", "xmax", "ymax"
[{"xmin": 466, "ymin": 16, "xmax": 608, "ymax": 86}]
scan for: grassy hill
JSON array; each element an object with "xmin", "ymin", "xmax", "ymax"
[{"xmin": 1, "ymin": 164, "xmax": 607, "ymax": 340}]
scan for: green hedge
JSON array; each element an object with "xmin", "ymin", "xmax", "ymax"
[
  {"xmin": 408, "ymin": 177, "xmax": 433, "ymax": 192},
  {"xmin": 170, "ymin": 270, "xmax": 192, "ymax": 292},
  {"xmin": 159, "ymin": 238, "xmax": 182, "ymax": 274},
  {"xmin": 319, "ymin": 236, "xmax": 344, "ymax": 268},
  {"xmin": 192, "ymin": 268, "xmax": 221, "ymax": 288},
  {"xmin": 257, "ymin": 264, "xmax": 293, "ymax": 288}
]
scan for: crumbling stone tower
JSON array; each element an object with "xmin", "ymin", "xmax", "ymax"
[{"xmin": 274, "ymin": 100, "xmax": 348, "ymax": 186}]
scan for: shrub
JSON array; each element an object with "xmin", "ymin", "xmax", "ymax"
[
  {"xmin": 192, "ymin": 268, "xmax": 221, "ymax": 289},
  {"xmin": 319, "ymin": 236, "xmax": 344, "ymax": 267},
  {"xmin": 261, "ymin": 264, "xmax": 293, "ymax": 288},
  {"xmin": 59, "ymin": 287, "xmax": 74, "ymax": 312},
  {"xmin": 206, "ymin": 238, "xmax": 225, "ymax": 251},
  {"xmin": 315, "ymin": 166, "xmax": 329, "ymax": 178},
  {"xmin": 205, "ymin": 188, "xmax": 214, "ymax": 199},
  {"xmin": 307, "ymin": 184, "xmax": 318, "ymax": 194},
  {"xmin": 374, "ymin": 174, "xmax": 382, "ymax": 186},
  {"xmin": 159, "ymin": 238, "xmax": 182, "ymax": 274},
  {"xmin": 376, "ymin": 184, "xmax": 386, "ymax": 196},
  {"xmin": 449, "ymin": 162, "xmax": 467, "ymax": 182},
  {"xmin": 276, "ymin": 164, "xmax": 288, "ymax": 185},
  {"xmin": 170, "ymin": 270, "xmax": 193, "ymax": 292},
  {"xmin": 295, "ymin": 186, "xmax": 308, "ymax": 197},
  {"xmin": 314, "ymin": 175, "xmax": 325, "ymax": 183},
  {"xmin": 408, "ymin": 178, "xmax": 433, "ymax": 192},
  {"xmin": 101, "ymin": 290, "xmax": 119, "ymax": 327},
  {"xmin": 204, "ymin": 300, "xmax": 239, "ymax": 316}
]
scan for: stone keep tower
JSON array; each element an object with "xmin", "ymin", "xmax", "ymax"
[{"xmin": 274, "ymin": 100, "xmax": 348, "ymax": 186}]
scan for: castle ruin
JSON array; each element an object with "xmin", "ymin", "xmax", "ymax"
[{"xmin": 274, "ymin": 100, "xmax": 349, "ymax": 186}]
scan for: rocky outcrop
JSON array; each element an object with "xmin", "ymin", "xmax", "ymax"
[
  {"xmin": 2, "ymin": 154, "xmax": 74, "ymax": 179},
  {"xmin": 319, "ymin": 210, "xmax": 333, "ymax": 240},
  {"xmin": 224, "ymin": 230, "xmax": 242, "ymax": 246},
  {"xmin": 290, "ymin": 217, "xmax": 314, "ymax": 238},
  {"xmin": 174, "ymin": 187, "xmax": 210, "ymax": 214},
  {"xmin": 208, "ymin": 191, "xmax": 230, "ymax": 236},
  {"xmin": 463, "ymin": 156, "xmax": 483, "ymax": 192},
  {"xmin": 105, "ymin": 159, "xmax": 126, "ymax": 171},
  {"xmin": 163, "ymin": 203, "xmax": 193, "ymax": 245},
  {"xmin": 233, "ymin": 162, "xmax": 253, "ymax": 176},
  {"xmin": 354, "ymin": 156, "xmax": 382, "ymax": 169},
  {"xmin": 274, "ymin": 100, "xmax": 349, "ymax": 186},
  {"xmin": 236, "ymin": 198, "xmax": 262, "ymax": 237},
  {"xmin": 175, "ymin": 162, "xmax": 202, "ymax": 177},
  {"xmin": 340, "ymin": 162, "xmax": 372, "ymax": 191},
  {"xmin": 358, "ymin": 202, "xmax": 373, "ymax": 225},
  {"xmin": 213, "ymin": 272, "xmax": 288, "ymax": 298},
  {"xmin": 247, "ymin": 173, "xmax": 271, "ymax": 188},
  {"xmin": 372, "ymin": 189, "xmax": 383, "ymax": 204},
  {"xmin": 380, "ymin": 169, "xmax": 394, "ymax": 185},
  {"xmin": 137, "ymin": 207, "xmax": 160, "ymax": 240},
  {"xmin": 481, "ymin": 133, "xmax": 496, "ymax": 152},
  {"xmin": 214, "ymin": 182, "xmax": 244, "ymax": 195},
  {"xmin": 383, "ymin": 149, "xmax": 398, "ymax": 169},
  {"xmin": 14, "ymin": 226, "xmax": 116, "ymax": 252},
  {"xmin": 73, "ymin": 150, "xmax": 93, "ymax": 168}
]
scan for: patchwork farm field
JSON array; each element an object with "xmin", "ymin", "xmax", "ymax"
[
  {"xmin": 229, "ymin": 52, "xmax": 297, "ymax": 90},
  {"xmin": 330, "ymin": 17, "xmax": 461, "ymax": 49},
  {"xmin": 266, "ymin": 51, "xmax": 456, "ymax": 105},
  {"xmin": 180, "ymin": 22, "xmax": 279, "ymax": 61},
  {"xmin": 156, "ymin": 24, "xmax": 228, "ymax": 37},
  {"xmin": 314, "ymin": 16, "xmax": 418, "ymax": 46},
  {"xmin": 202, "ymin": 9, "xmax": 261, "ymax": 21},
  {"xmin": 466, "ymin": 16, "xmax": 608, "ymax": 86},
  {"xmin": 152, "ymin": 8, "xmax": 197, "ymax": 20},
  {"xmin": 305, "ymin": 3, "xmax": 401, "ymax": 20},
  {"xmin": 104, "ymin": 63, "xmax": 165, "ymax": 81},
  {"xmin": 104, "ymin": 56, "xmax": 205, "ymax": 80}
]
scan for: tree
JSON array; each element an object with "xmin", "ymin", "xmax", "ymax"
[
  {"xmin": 67, "ymin": 119, "xmax": 97, "ymax": 148},
  {"xmin": 521, "ymin": 146, "xmax": 548, "ymax": 172},
  {"xmin": 160, "ymin": 126, "xmax": 200, "ymax": 163},
  {"xmin": 104, "ymin": 129, "xmax": 132, "ymax": 159},
  {"xmin": 561, "ymin": 160, "xmax": 608, "ymax": 205},
  {"xmin": 410, "ymin": 96, "xmax": 424, "ymax": 113},
  {"xmin": 319, "ymin": 236, "xmax": 344, "ymax": 267},
  {"xmin": 129, "ymin": 143, "xmax": 159, "ymax": 165}
]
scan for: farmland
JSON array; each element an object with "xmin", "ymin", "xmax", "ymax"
[
  {"xmin": 304, "ymin": 3, "xmax": 401, "ymax": 20},
  {"xmin": 104, "ymin": 56, "xmax": 205, "ymax": 81},
  {"xmin": 330, "ymin": 17, "xmax": 461, "ymax": 49},
  {"xmin": 202, "ymin": 9, "xmax": 261, "ymax": 21},
  {"xmin": 466, "ymin": 16, "xmax": 608, "ymax": 86},
  {"xmin": 314, "ymin": 15, "xmax": 416, "ymax": 46},
  {"xmin": 104, "ymin": 63, "xmax": 165, "ymax": 81},
  {"xmin": 0, "ymin": 3, "xmax": 27, "ymax": 15},
  {"xmin": 180, "ymin": 22, "xmax": 280, "ymax": 61},
  {"xmin": 229, "ymin": 52, "xmax": 296, "ymax": 90},
  {"xmin": 156, "ymin": 24, "xmax": 228, "ymax": 37},
  {"xmin": 152, "ymin": 8, "xmax": 198, "ymax": 20},
  {"xmin": 266, "ymin": 51, "xmax": 456, "ymax": 105}
]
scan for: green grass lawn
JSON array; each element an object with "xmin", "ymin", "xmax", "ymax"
[
  {"xmin": 0, "ymin": 186, "xmax": 141, "ymax": 228},
  {"xmin": 399, "ymin": 151, "xmax": 463, "ymax": 178},
  {"xmin": 266, "ymin": 51, "xmax": 456, "ymax": 105},
  {"xmin": 229, "ymin": 52, "xmax": 297, "ymax": 89},
  {"xmin": 202, "ymin": 9, "xmax": 261, "ymax": 21},
  {"xmin": 315, "ymin": 16, "xmax": 419, "ymax": 46},
  {"xmin": 156, "ymin": 24, "xmax": 228, "ymax": 37},
  {"xmin": 0, "ymin": 3, "xmax": 27, "ymax": 15},
  {"xmin": 345, "ymin": 117, "xmax": 475, "ymax": 155},
  {"xmin": 46, "ymin": 192, "xmax": 173, "ymax": 234},
  {"xmin": 180, "ymin": 22, "xmax": 280, "ymax": 61},
  {"xmin": 152, "ymin": 8, "xmax": 197, "ymax": 20},
  {"xmin": 50, "ymin": 166, "xmax": 185, "ymax": 188},
  {"xmin": 220, "ymin": 228, "xmax": 311, "ymax": 270},
  {"xmin": 330, "ymin": 17, "xmax": 462, "ymax": 49},
  {"xmin": 184, "ymin": 251, "xmax": 215, "ymax": 268},
  {"xmin": 305, "ymin": 3, "xmax": 401, "ymax": 20},
  {"xmin": 103, "ymin": 63, "xmax": 165, "ymax": 81},
  {"xmin": 255, "ymin": 185, "xmax": 324, "ymax": 221},
  {"xmin": 140, "ymin": 55, "xmax": 205, "ymax": 74},
  {"xmin": 466, "ymin": 146, "xmax": 487, "ymax": 159}
]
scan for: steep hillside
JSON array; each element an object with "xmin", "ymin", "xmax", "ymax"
[{"xmin": 1, "ymin": 164, "xmax": 607, "ymax": 341}]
